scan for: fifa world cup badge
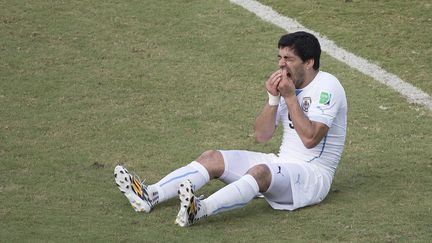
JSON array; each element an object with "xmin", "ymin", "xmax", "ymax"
[{"xmin": 319, "ymin": 91, "xmax": 332, "ymax": 105}]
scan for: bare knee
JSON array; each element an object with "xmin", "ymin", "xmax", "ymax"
[
  {"xmin": 196, "ymin": 150, "xmax": 224, "ymax": 179},
  {"xmin": 247, "ymin": 164, "xmax": 271, "ymax": 192}
]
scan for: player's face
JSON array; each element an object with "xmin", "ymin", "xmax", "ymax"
[{"xmin": 278, "ymin": 47, "xmax": 306, "ymax": 88}]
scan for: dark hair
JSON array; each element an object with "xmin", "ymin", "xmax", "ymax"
[{"xmin": 278, "ymin": 31, "xmax": 321, "ymax": 70}]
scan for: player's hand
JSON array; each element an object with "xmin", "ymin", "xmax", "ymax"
[
  {"xmin": 265, "ymin": 70, "xmax": 282, "ymax": 96},
  {"xmin": 277, "ymin": 68, "xmax": 296, "ymax": 98}
]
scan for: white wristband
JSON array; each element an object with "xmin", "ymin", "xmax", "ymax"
[{"xmin": 267, "ymin": 91, "xmax": 280, "ymax": 106}]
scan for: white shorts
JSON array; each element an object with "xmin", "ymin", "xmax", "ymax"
[{"xmin": 218, "ymin": 150, "xmax": 330, "ymax": 211}]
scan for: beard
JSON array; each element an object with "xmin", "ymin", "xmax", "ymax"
[
  {"xmin": 294, "ymin": 79, "xmax": 303, "ymax": 89},
  {"xmin": 290, "ymin": 73, "xmax": 304, "ymax": 89},
  {"xmin": 283, "ymin": 67, "xmax": 305, "ymax": 89}
]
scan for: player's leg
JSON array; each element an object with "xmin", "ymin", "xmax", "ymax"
[
  {"xmin": 261, "ymin": 163, "xmax": 293, "ymax": 205},
  {"xmin": 148, "ymin": 150, "xmax": 224, "ymax": 203},
  {"xmin": 175, "ymin": 151, "xmax": 277, "ymax": 226},
  {"xmin": 204, "ymin": 164, "xmax": 271, "ymax": 214},
  {"xmin": 114, "ymin": 150, "xmax": 224, "ymax": 212},
  {"xmin": 175, "ymin": 164, "xmax": 271, "ymax": 227}
]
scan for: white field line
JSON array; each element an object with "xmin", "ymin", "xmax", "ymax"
[{"xmin": 230, "ymin": 0, "xmax": 432, "ymax": 111}]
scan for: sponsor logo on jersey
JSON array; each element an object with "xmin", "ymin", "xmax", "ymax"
[
  {"xmin": 302, "ymin": 97, "xmax": 311, "ymax": 112},
  {"xmin": 319, "ymin": 91, "xmax": 332, "ymax": 105}
]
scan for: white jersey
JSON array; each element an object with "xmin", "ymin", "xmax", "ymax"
[
  {"xmin": 276, "ymin": 71, "xmax": 347, "ymax": 181},
  {"xmin": 219, "ymin": 71, "xmax": 347, "ymax": 211}
]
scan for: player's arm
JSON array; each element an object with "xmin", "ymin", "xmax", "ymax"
[
  {"xmin": 284, "ymin": 95, "xmax": 328, "ymax": 148},
  {"xmin": 278, "ymin": 69, "xmax": 328, "ymax": 148},
  {"xmin": 254, "ymin": 104, "xmax": 278, "ymax": 143},
  {"xmin": 254, "ymin": 70, "xmax": 282, "ymax": 143}
]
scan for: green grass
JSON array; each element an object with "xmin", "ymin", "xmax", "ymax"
[{"xmin": 1, "ymin": 0, "xmax": 431, "ymax": 242}]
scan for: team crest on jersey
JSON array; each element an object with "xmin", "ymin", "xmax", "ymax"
[{"xmin": 301, "ymin": 97, "xmax": 311, "ymax": 112}]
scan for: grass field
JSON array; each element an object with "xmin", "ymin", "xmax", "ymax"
[{"xmin": 1, "ymin": 0, "xmax": 431, "ymax": 242}]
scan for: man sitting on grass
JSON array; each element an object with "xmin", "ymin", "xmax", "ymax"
[{"xmin": 114, "ymin": 31, "xmax": 347, "ymax": 227}]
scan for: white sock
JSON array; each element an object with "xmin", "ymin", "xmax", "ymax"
[
  {"xmin": 203, "ymin": 174, "xmax": 259, "ymax": 216},
  {"xmin": 148, "ymin": 161, "xmax": 210, "ymax": 203}
]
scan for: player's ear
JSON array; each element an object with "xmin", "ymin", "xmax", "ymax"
[{"xmin": 305, "ymin": 59, "xmax": 314, "ymax": 70}]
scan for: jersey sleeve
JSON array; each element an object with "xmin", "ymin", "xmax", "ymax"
[{"xmin": 308, "ymin": 83, "xmax": 345, "ymax": 128}]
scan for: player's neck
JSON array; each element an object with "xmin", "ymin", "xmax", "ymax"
[{"xmin": 298, "ymin": 70, "xmax": 319, "ymax": 89}]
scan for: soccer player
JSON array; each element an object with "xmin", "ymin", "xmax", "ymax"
[{"xmin": 114, "ymin": 31, "xmax": 347, "ymax": 227}]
